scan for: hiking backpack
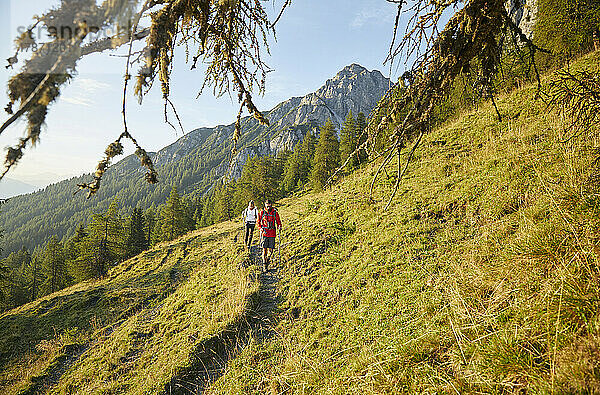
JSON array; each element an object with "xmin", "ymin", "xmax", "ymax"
[{"xmin": 261, "ymin": 208, "xmax": 278, "ymax": 230}]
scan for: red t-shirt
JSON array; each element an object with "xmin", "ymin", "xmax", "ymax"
[{"xmin": 258, "ymin": 208, "xmax": 281, "ymax": 238}]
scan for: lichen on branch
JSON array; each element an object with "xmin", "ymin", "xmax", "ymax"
[{"xmin": 2, "ymin": 0, "xmax": 279, "ymax": 195}]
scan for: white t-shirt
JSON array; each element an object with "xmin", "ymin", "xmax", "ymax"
[{"xmin": 243, "ymin": 207, "xmax": 258, "ymax": 223}]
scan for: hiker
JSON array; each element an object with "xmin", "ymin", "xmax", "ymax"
[
  {"xmin": 258, "ymin": 199, "xmax": 282, "ymax": 272},
  {"xmin": 242, "ymin": 200, "xmax": 259, "ymax": 250}
]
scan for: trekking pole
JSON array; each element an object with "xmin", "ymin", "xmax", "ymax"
[{"xmin": 278, "ymin": 229, "xmax": 282, "ymax": 268}]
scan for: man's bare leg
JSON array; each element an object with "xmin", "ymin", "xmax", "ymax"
[{"xmin": 262, "ymin": 247, "xmax": 268, "ymax": 272}]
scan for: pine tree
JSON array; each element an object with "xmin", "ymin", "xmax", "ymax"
[
  {"xmin": 298, "ymin": 130, "xmax": 317, "ymax": 187},
  {"xmin": 125, "ymin": 208, "xmax": 148, "ymax": 258},
  {"xmin": 310, "ymin": 119, "xmax": 340, "ymax": 191},
  {"xmin": 29, "ymin": 254, "xmax": 41, "ymax": 302},
  {"xmin": 157, "ymin": 187, "xmax": 187, "ymax": 242},
  {"xmin": 76, "ymin": 200, "xmax": 125, "ymax": 279},
  {"xmin": 355, "ymin": 112, "xmax": 368, "ymax": 165},
  {"xmin": 0, "ymin": 247, "xmax": 33, "ymax": 308},
  {"xmin": 65, "ymin": 224, "xmax": 87, "ymax": 281},
  {"xmin": 144, "ymin": 208, "xmax": 157, "ymax": 246},
  {"xmin": 0, "ymin": 262, "xmax": 7, "ymax": 308},
  {"xmin": 252, "ymin": 156, "xmax": 284, "ymax": 203},
  {"xmin": 282, "ymin": 148, "xmax": 302, "ymax": 194},
  {"xmin": 0, "ymin": 227, "xmax": 7, "ymax": 306},
  {"xmin": 181, "ymin": 197, "xmax": 197, "ymax": 232},
  {"xmin": 41, "ymin": 236, "xmax": 68, "ymax": 295},
  {"xmin": 339, "ymin": 110, "xmax": 358, "ymax": 171},
  {"xmin": 199, "ymin": 194, "xmax": 215, "ymax": 228},
  {"xmin": 236, "ymin": 156, "xmax": 260, "ymax": 205},
  {"xmin": 213, "ymin": 181, "xmax": 236, "ymax": 223}
]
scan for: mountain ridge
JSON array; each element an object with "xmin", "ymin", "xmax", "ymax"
[
  {"xmin": 0, "ymin": 64, "xmax": 390, "ymax": 257},
  {"xmin": 0, "ymin": 178, "xmax": 39, "ymax": 199}
]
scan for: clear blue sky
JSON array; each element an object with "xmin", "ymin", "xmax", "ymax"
[{"xmin": 0, "ymin": 0, "xmax": 405, "ymax": 187}]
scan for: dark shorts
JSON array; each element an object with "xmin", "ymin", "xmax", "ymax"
[{"xmin": 262, "ymin": 236, "xmax": 275, "ymax": 249}]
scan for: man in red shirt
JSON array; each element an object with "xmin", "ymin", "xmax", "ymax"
[{"xmin": 258, "ymin": 199, "xmax": 282, "ymax": 272}]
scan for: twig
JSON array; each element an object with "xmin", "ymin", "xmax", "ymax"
[
  {"xmin": 369, "ymin": 145, "xmax": 397, "ymax": 200},
  {"xmin": 384, "ymin": 130, "xmax": 423, "ymax": 211},
  {"xmin": 270, "ymin": 0, "xmax": 291, "ymax": 28}
]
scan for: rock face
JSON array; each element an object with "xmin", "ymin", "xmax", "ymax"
[
  {"xmin": 150, "ymin": 63, "xmax": 390, "ymax": 181},
  {"xmin": 508, "ymin": 0, "xmax": 537, "ymax": 39}
]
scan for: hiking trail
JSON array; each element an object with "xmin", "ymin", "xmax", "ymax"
[{"xmin": 165, "ymin": 243, "xmax": 282, "ymax": 394}]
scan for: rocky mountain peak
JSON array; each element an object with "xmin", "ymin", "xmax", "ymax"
[
  {"xmin": 150, "ymin": 63, "xmax": 391, "ymax": 180},
  {"xmin": 334, "ymin": 63, "xmax": 369, "ymax": 79}
]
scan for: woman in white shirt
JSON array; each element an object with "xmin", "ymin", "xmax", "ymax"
[{"xmin": 242, "ymin": 200, "xmax": 259, "ymax": 250}]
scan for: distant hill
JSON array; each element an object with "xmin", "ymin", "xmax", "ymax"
[
  {"xmin": 0, "ymin": 178, "xmax": 38, "ymax": 199},
  {"xmin": 0, "ymin": 64, "xmax": 390, "ymax": 257}
]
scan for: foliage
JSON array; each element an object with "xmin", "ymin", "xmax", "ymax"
[
  {"xmin": 0, "ymin": 248, "xmax": 31, "ymax": 309},
  {"xmin": 0, "ymin": 0, "xmax": 279, "ymax": 191},
  {"xmin": 339, "ymin": 111, "xmax": 368, "ymax": 172},
  {"xmin": 125, "ymin": 208, "xmax": 148, "ymax": 258},
  {"xmin": 0, "ymin": 131, "xmax": 309, "ymax": 311},
  {"xmin": 310, "ymin": 119, "xmax": 340, "ymax": 191},
  {"xmin": 535, "ymin": 0, "xmax": 600, "ymax": 69},
  {"xmin": 339, "ymin": 110, "xmax": 357, "ymax": 171},
  {"xmin": 0, "ymin": 222, "xmax": 257, "ymax": 394},
  {"xmin": 156, "ymin": 187, "xmax": 189, "ymax": 243},
  {"xmin": 546, "ymin": 67, "xmax": 600, "ymax": 138},
  {"xmin": 41, "ymin": 236, "xmax": 68, "ymax": 295},
  {"xmin": 0, "ymin": 52, "xmax": 599, "ymax": 393},
  {"xmin": 283, "ymin": 130, "xmax": 316, "ymax": 194},
  {"xmin": 74, "ymin": 200, "xmax": 125, "ymax": 279},
  {"xmin": 365, "ymin": 0, "xmax": 554, "ymax": 206}
]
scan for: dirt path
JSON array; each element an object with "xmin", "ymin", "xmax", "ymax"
[{"xmin": 165, "ymin": 244, "xmax": 282, "ymax": 394}]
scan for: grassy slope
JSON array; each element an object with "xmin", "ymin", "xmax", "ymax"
[
  {"xmin": 0, "ymin": 52, "xmax": 599, "ymax": 394},
  {"xmin": 0, "ymin": 221, "xmax": 258, "ymax": 394},
  {"xmin": 208, "ymin": 51, "xmax": 600, "ymax": 394}
]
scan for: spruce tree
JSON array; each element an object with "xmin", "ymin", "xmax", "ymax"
[
  {"xmin": 213, "ymin": 182, "xmax": 236, "ymax": 223},
  {"xmin": 310, "ymin": 119, "xmax": 340, "ymax": 191},
  {"xmin": 65, "ymin": 224, "xmax": 87, "ymax": 281},
  {"xmin": 144, "ymin": 208, "xmax": 157, "ymax": 246},
  {"xmin": 158, "ymin": 187, "xmax": 187, "ymax": 242},
  {"xmin": 193, "ymin": 207, "xmax": 203, "ymax": 230},
  {"xmin": 41, "ymin": 236, "xmax": 68, "ymax": 294},
  {"xmin": 298, "ymin": 131, "xmax": 317, "ymax": 187},
  {"xmin": 0, "ymin": 262, "xmax": 7, "ymax": 308},
  {"xmin": 76, "ymin": 200, "xmax": 125, "ymax": 279},
  {"xmin": 199, "ymin": 194, "xmax": 216, "ymax": 228},
  {"xmin": 29, "ymin": 254, "xmax": 41, "ymax": 302},
  {"xmin": 125, "ymin": 208, "xmax": 148, "ymax": 258},
  {"xmin": 339, "ymin": 111, "xmax": 358, "ymax": 171},
  {"xmin": 356, "ymin": 112, "xmax": 368, "ymax": 165},
  {"xmin": 251, "ymin": 156, "xmax": 283, "ymax": 203},
  {"xmin": 0, "ymin": 247, "xmax": 32, "ymax": 308},
  {"xmin": 239, "ymin": 156, "xmax": 260, "ymax": 201},
  {"xmin": 283, "ymin": 148, "xmax": 302, "ymax": 194},
  {"xmin": 181, "ymin": 198, "xmax": 197, "ymax": 232}
]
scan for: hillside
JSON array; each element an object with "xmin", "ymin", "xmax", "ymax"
[
  {"xmin": 1, "ymin": 51, "xmax": 599, "ymax": 393},
  {"xmin": 0, "ymin": 64, "xmax": 389, "ymax": 258}
]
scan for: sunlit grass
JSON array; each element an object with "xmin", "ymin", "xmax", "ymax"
[
  {"xmin": 208, "ymin": 51, "xmax": 600, "ymax": 394},
  {"xmin": 0, "ymin": 221, "xmax": 258, "ymax": 394},
  {"xmin": 1, "ymin": 51, "xmax": 600, "ymax": 394}
]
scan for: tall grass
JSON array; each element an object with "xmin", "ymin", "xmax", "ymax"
[{"xmin": 208, "ymin": 51, "xmax": 600, "ymax": 394}]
